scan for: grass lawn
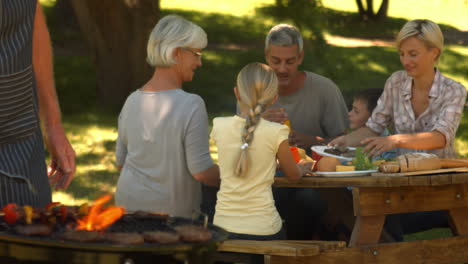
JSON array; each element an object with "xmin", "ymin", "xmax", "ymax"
[{"xmin": 39, "ymin": 0, "xmax": 467, "ymax": 242}]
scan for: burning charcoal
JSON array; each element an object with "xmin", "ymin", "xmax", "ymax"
[
  {"xmin": 62, "ymin": 230, "xmax": 102, "ymax": 242},
  {"xmin": 143, "ymin": 231, "xmax": 180, "ymax": 244},
  {"xmin": 104, "ymin": 232, "xmax": 144, "ymax": 244},
  {"xmin": 14, "ymin": 224, "xmax": 53, "ymax": 236},
  {"xmin": 174, "ymin": 225, "xmax": 212, "ymax": 242}
]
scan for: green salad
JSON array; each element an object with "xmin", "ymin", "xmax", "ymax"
[{"xmin": 352, "ymin": 147, "xmax": 378, "ymax": 170}]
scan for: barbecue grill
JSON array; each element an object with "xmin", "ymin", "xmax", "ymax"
[{"xmin": 0, "ymin": 214, "xmax": 228, "ymax": 264}]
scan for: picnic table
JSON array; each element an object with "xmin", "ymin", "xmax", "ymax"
[{"xmin": 269, "ymin": 170, "xmax": 468, "ymax": 263}]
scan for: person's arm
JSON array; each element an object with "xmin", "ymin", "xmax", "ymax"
[
  {"xmin": 329, "ymin": 126, "xmax": 379, "ymax": 147},
  {"xmin": 33, "ymin": 2, "xmax": 75, "ymax": 190},
  {"xmin": 276, "ymin": 140, "xmax": 311, "ymax": 182},
  {"xmin": 192, "ymin": 164, "xmax": 220, "ymax": 186},
  {"xmin": 115, "ymin": 112, "xmax": 128, "ymax": 171},
  {"xmin": 362, "ymin": 131, "xmax": 445, "ymax": 157},
  {"xmin": 185, "ymin": 98, "xmax": 220, "ymax": 186}
]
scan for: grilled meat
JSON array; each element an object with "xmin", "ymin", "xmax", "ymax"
[
  {"xmin": 175, "ymin": 225, "xmax": 212, "ymax": 242},
  {"xmin": 14, "ymin": 224, "xmax": 53, "ymax": 236},
  {"xmin": 143, "ymin": 231, "xmax": 180, "ymax": 244},
  {"xmin": 104, "ymin": 232, "xmax": 144, "ymax": 244},
  {"xmin": 324, "ymin": 147, "xmax": 355, "ymax": 157},
  {"xmin": 62, "ymin": 230, "xmax": 102, "ymax": 242}
]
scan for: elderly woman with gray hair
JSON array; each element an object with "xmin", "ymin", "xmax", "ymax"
[{"xmin": 115, "ymin": 15, "xmax": 220, "ymax": 218}]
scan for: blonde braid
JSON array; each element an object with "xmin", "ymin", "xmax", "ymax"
[
  {"xmin": 235, "ymin": 104, "xmax": 264, "ymax": 176},
  {"xmin": 234, "ymin": 62, "xmax": 278, "ymax": 177}
]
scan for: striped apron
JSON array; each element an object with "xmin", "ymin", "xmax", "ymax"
[{"xmin": 0, "ymin": 0, "xmax": 52, "ymax": 207}]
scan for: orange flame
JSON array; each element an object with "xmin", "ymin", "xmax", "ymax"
[{"xmin": 76, "ymin": 194, "xmax": 125, "ymax": 231}]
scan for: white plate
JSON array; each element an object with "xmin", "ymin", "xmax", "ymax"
[
  {"xmin": 315, "ymin": 170, "xmax": 377, "ymax": 177},
  {"xmin": 311, "ymin": 146, "xmax": 355, "ymax": 161}
]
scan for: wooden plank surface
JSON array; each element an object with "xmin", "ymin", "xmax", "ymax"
[
  {"xmin": 218, "ymin": 239, "xmax": 320, "ymax": 257},
  {"xmin": 272, "ymin": 240, "xmax": 346, "ymax": 251},
  {"xmin": 354, "ymin": 183, "xmax": 468, "ymax": 216},
  {"xmin": 275, "ymin": 172, "xmax": 468, "ymax": 188},
  {"xmin": 270, "ymin": 235, "xmax": 468, "ymax": 264},
  {"xmin": 372, "ymin": 168, "xmax": 468, "ymax": 177},
  {"xmin": 274, "ymin": 175, "xmax": 410, "ymax": 188}
]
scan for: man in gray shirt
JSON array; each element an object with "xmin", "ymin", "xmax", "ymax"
[
  {"xmin": 263, "ymin": 24, "xmax": 348, "ymax": 148},
  {"xmin": 263, "ymin": 24, "xmax": 348, "ymax": 240}
]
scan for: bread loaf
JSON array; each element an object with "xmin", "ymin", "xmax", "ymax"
[
  {"xmin": 397, "ymin": 155, "xmax": 408, "ymax": 172},
  {"xmin": 379, "ymin": 153, "xmax": 442, "ymax": 173},
  {"xmin": 379, "ymin": 161, "xmax": 400, "ymax": 173},
  {"xmin": 406, "ymin": 153, "xmax": 441, "ymax": 171}
]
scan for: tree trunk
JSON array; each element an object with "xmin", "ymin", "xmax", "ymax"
[
  {"xmin": 355, "ymin": 0, "xmax": 390, "ymax": 21},
  {"xmin": 355, "ymin": 0, "xmax": 366, "ymax": 17},
  {"xmin": 376, "ymin": 0, "xmax": 389, "ymax": 20},
  {"xmin": 70, "ymin": 0, "xmax": 159, "ymax": 110},
  {"xmin": 365, "ymin": 0, "xmax": 374, "ymax": 19}
]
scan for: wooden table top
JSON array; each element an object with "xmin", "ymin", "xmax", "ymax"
[{"xmin": 274, "ymin": 172, "xmax": 468, "ymax": 188}]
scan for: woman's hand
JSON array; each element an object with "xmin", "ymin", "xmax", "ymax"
[
  {"xmin": 361, "ymin": 135, "xmax": 398, "ymax": 158},
  {"xmin": 329, "ymin": 135, "xmax": 347, "ymax": 147}
]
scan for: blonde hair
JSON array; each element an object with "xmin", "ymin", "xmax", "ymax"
[
  {"xmin": 265, "ymin": 24, "xmax": 303, "ymax": 53},
  {"xmin": 147, "ymin": 15, "xmax": 207, "ymax": 67},
  {"xmin": 396, "ymin": 19, "xmax": 444, "ymax": 62},
  {"xmin": 235, "ymin": 63, "xmax": 278, "ymax": 176}
]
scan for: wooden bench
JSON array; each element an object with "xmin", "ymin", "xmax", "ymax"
[{"xmin": 215, "ymin": 239, "xmax": 346, "ymax": 264}]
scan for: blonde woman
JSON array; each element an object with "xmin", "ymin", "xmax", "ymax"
[
  {"xmin": 211, "ymin": 63, "xmax": 312, "ymax": 240},
  {"xmin": 331, "ymin": 19, "xmax": 466, "ymax": 159},
  {"xmin": 331, "ymin": 19, "xmax": 466, "ymax": 241},
  {"xmin": 115, "ymin": 15, "xmax": 220, "ymax": 218}
]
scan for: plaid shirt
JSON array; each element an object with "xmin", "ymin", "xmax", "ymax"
[{"xmin": 366, "ymin": 70, "xmax": 466, "ymax": 158}]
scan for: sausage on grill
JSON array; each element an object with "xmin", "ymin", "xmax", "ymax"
[
  {"xmin": 104, "ymin": 232, "xmax": 144, "ymax": 244},
  {"xmin": 14, "ymin": 224, "xmax": 53, "ymax": 236},
  {"xmin": 61, "ymin": 230, "xmax": 102, "ymax": 242},
  {"xmin": 143, "ymin": 231, "xmax": 180, "ymax": 244},
  {"xmin": 174, "ymin": 225, "xmax": 212, "ymax": 242}
]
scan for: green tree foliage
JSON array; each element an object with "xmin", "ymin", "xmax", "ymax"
[{"xmin": 259, "ymin": 0, "xmax": 326, "ymax": 46}]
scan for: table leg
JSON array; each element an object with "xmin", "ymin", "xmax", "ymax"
[
  {"xmin": 449, "ymin": 207, "xmax": 468, "ymax": 235},
  {"xmin": 349, "ymin": 215, "xmax": 385, "ymax": 246}
]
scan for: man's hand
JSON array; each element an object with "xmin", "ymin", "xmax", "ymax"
[
  {"xmin": 261, "ymin": 107, "xmax": 288, "ymax": 124},
  {"xmin": 46, "ymin": 126, "xmax": 76, "ymax": 190}
]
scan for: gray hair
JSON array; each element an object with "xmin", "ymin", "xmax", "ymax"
[
  {"xmin": 147, "ymin": 15, "xmax": 207, "ymax": 67},
  {"xmin": 396, "ymin": 19, "xmax": 444, "ymax": 62},
  {"xmin": 265, "ymin": 24, "xmax": 303, "ymax": 53}
]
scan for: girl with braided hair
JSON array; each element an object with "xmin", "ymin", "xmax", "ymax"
[{"xmin": 211, "ymin": 62, "xmax": 313, "ymax": 240}]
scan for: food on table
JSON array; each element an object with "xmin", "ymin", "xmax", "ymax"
[
  {"xmin": 379, "ymin": 153, "xmax": 441, "ymax": 173},
  {"xmin": 336, "ymin": 165, "xmax": 356, "ymax": 172},
  {"xmin": 316, "ymin": 156, "xmax": 341, "ymax": 172},
  {"xmin": 372, "ymin": 159, "xmax": 386, "ymax": 166},
  {"xmin": 352, "ymin": 148, "xmax": 377, "ymax": 170},
  {"xmin": 324, "ymin": 146, "xmax": 355, "ymax": 157},
  {"xmin": 290, "ymin": 146, "xmax": 301, "ymax": 163},
  {"xmin": 379, "ymin": 161, "xmax": 400, "ymax": 173}
]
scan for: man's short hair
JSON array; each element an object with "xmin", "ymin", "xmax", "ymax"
[{"xmin": 265, "ymin": 24, "xmax": 303, "ymax": 53}]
